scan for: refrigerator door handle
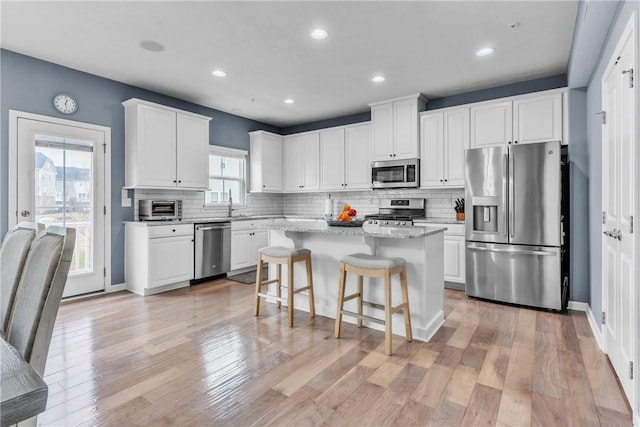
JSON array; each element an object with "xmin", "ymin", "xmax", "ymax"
[
  {"xmin": 509, "ymin": 152, "xmax": 515, "ymax": 239},
  {"xmin": 466, "ymin": 244, "xmax": 557, "ymax": 256},
  {"xmin": 504, "ymin": 153, "xmax": 509, "ymax": 236}
]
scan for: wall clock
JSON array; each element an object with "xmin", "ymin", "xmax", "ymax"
[{"xmin": 52, "ymin": 93, "xmax": 78, "ymax": 114}]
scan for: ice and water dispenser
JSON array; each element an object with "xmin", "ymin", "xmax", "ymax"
[{"xmin": 471, "ymin": 197, "xmax": 499, "ymax": 234}]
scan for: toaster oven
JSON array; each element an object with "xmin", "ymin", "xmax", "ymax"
[{"xmin": 139, "ymin": 200, "xmax": 182, "ymax": 221}]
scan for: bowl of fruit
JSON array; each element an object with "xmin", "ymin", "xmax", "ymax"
[{"xmin": 326, "ymin": 204, "xmax": 364, "ymax": 227}]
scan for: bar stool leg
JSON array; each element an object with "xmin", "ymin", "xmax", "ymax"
[
  {"xmin": 276, "ymin": 263, "xmax": 282, "ymax": 309},
  {"xmin": 384, "ymin": 271, "xmax": 393, "ymax": 356},
  {"xmin": 335, "ymin": 263, "xmax": 347, "ymax": 338},
  {"xmin": 400, "ymin": 267, "xmax": 412, "ymax": 342},
  {"xmin": 254, "ymin": 256, "xmax": 263, "ymax": 316},
  {"xmin": 357, "ymin": 275, "xmax": 363, "ymax": 328},
  {"xmin": 287, "ymin": 258, "xmax": 295, "ymax": 327},
  {"xmin": 305, "ymin": 255, "xmax": 316, "ymax": 318}
]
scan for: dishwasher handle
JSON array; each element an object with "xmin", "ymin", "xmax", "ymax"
[{"xmin": 196, "ymin": 223, "xmax": 231, "ymax": 231}]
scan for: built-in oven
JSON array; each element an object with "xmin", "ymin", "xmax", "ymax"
[
  {"xmin": 139, "ymin": 200, "xmax": 182, "ymax": 221},
  {"xmin": 371, "ymin": 158, "xmax": 419, "ymax": 189}
]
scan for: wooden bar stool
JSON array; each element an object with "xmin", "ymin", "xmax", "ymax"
[
  {"xmin": 254, "ymin": 246, "xmax": 315, "ymax": 327},
  {"xmin": 334, "ymin": 253, "xmax": 412, "ymax": 355}
]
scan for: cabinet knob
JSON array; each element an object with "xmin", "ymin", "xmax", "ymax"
[
  {"xmin": 514, "ymin": 141, "xmax": 518, "ymax": 144},
  {"xmin": 444, "ymin": 179, "xmax": 448, "ymax": 182},
  {"xmin": 173, "ymin": 180, "xmax": 177, "ymax": 183},
  {"xmin": 508, "ymin": 141, "xmax": 512, "ymax": 145},
  {"xmin": 172, "ymin": 229, "xmax": 176, "ymax": 232},
  {"xmin": 178, "ymin": 180, "xmax": 182, "ymax": 183}
]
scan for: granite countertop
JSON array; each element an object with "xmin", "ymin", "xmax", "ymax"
[
  {"xmin": 123, "ymin": 214, "xmax": 324, "ymax": 226},
  {"xmin": 263, "ymin": 220, "xmax": 447, "ymax": 239}
]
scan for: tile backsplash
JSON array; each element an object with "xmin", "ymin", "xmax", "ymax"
[{"xmin": 132, "ymin": 187, "xmax": 464, "ymax": 220}]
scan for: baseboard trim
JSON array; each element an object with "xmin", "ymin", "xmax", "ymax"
[
  {"xmin": 585, "ymin": 304, "xmax": 605, "ymax": 351},
  {"xmin": 107, "ymin": 283, "xmax": 126, "ymax": 293},
  {"xmin": 634, "ymin": 411, "xmax": 639, "ymax": 427},
  {"xmin": 568, "ymin": 300, "xmax": 589, "ymax": 311}
]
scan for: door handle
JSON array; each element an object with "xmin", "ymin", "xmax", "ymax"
[
  {"xmin": 21, "ymin": 210, "xmax": 31, "ymax": 217},
  {"xmin": 466, "ymin": 244, "xmax": 556, "ymax": 256},
  {"xmin": 509, "ymin": 152, "xmax": 515, "ymax": 239}
]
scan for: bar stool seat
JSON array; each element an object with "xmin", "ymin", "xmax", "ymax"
[
  {"xmin": 254, "ymin": 246, "xmax": 315, "ymax": 327},
  {"xmin": 335, "ymin": 253, "xmax": 412, "ymax": 355}
]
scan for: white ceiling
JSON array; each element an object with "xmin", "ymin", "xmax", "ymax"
[{"xmin": 1, "ymin": 1, "xmax": 578, "ymax": 128}]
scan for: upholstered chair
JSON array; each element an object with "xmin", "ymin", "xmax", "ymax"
[{"xmin": 0, "ymin": 222, "xmax": 43, "ymax": 335}]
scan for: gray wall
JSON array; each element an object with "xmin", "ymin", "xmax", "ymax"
[
  {"xmin": 581, "ymin": 0, "xmax": 639, "ymax": 326},
  {"xmin": 0, "ymin": 49, "xmax": 280, "ymax": 285},
  {"xmin": 569, "ymin": 88, "xmax": 589, "ymax": 302}
]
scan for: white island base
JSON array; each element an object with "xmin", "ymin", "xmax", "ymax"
[{"xmin": 265, "ymin": 223, "xmax": 446, "ymax": 342}]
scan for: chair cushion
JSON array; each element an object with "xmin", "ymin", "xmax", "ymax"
[
  {"xmin": 341, "ymin": 253, "xmax": 406, "ymax": 270},
  {"xmin": 258, "ymin": 246, "xmax": 311, "ymax": 258}
]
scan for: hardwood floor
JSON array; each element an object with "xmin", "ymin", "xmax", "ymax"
[{"xmin": 39, "ymin": 281, "xmax": 632, "ymax": 426}]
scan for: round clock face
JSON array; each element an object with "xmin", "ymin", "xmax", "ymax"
[{"xmin": 53, "ymin": 94, "xmax": 78, "ymax": 114}]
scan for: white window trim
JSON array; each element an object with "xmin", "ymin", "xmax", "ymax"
[{"xmin": 205, "ymin": 145, "xmax": 248, "ymax": 206}]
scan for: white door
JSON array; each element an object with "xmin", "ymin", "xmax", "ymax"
[
  {"xmin": 601, "ymin": 13, "xmax": 637, "ymax": 405},
  {"xmin": 419, "ymin": 113, "xmax": 444, "ymax": 187},
  {"xmin": 149, "ymin": 235, "xmax": 194, "ymax": 288},
  {"xmin": 470, "ymin": 101, "xmax": 512, "ymax": 148},
  {"xmin": 393, "ymin": 98, "xmax": 419, "ymax": 159},
  {"xmin": 513, "ymin": 93, "xmax": 562, "ymax": 145},
  {"xmin": 283, "ymin": 135, "xmax": 302, "ymax": 192},
  {"xmin": 443, "ymin": 108, "xmax": 469, "ymax": 186},
  {"xmin": 344, "ymin": 124, "xmax": 371, "ymax": 190},
  {"xmin": 371, "ymin": 103, "xmax": 394, "ymax": 160},
  {"xmin": 176, "ymin": 113, "xmax": 209, "ymax": 189},
  {"xmin": 320, "ymin": 128, "xmax": 345, "ymax": 190},
  {"xmin": 301, "ymin": 132, "xmax": 320, "ymax": 191},
  {"xmin": 12, "ymin": 114, "xmax": 108, "ymax": 297}
]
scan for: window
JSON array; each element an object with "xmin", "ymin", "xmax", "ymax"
[{"xmin": 205, "ymin": 146, "xmax": 247, "ymax": 205}]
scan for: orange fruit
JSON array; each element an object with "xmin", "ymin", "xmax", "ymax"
[{"xmin": 342, "ymin": 204, "xmax": 351, "ymax": 212}]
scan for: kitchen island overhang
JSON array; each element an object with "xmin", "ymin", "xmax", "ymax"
[{"xmin": 262, "ymin": 221, "xmax": 447, "ymax": 342}]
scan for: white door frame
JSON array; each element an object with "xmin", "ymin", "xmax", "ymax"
[
  {"xmin": 600, "ymin": 10, "xmax": 639, "ymax": 421},
  {"xmin": 8, "ymin": 110, "xmax": 112, "ymax": 293}
]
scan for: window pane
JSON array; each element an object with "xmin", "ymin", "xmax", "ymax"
[
  {"xmin": 222, "ymin": 157, "xmax": 241, "ymax": 178},
  {"xmin": 209, "ymin": 155, "xmax": 223, "ymax": 176}
]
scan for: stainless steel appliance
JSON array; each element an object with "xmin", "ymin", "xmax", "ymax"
[
  {"xmin": 194, "ymin": 222, "xmax": 231, "ymax": 281},
  {"xmin": 365, "ymin": 198, "xmax": 425, "ymax": 227},
  {"xmin": 371, "ymin": 158, "xmax": 419, "ymax": 189},
  {"xmin": 139, "ymin": 199, "xmax": 182, "ymax": 221},
  {"xmin": 465, "ymin": 140, "xmax": 568, "ymax": 310}
]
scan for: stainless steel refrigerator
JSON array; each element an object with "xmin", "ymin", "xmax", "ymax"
[{"xmin": 464, "ymin": 140, "xmax": 567, "ymax": 310}]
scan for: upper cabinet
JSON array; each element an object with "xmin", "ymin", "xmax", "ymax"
[
  {"xmin": 420, "ymin": 107, "xmax": 469, "ymax": 188},
  {"xmin": 282, "ymin": 132, "xmax": 320, "ymax": 192},
  {"xmin": 123, "ymin": 98, "xmax": 211, "ymax": 189},
  {"xmin": 249, "ymin": 131, "xmax": 282, "ymax": 192},
  {"xmin": 470, "ymin": 92, "xmax": 563, "ymax": 148},
  {"xmin": 370, "ymin": 94, "xmax": 427, "ymax": 160},
  {"xmin": 319, "ymin": 123, "xmax": 371, "ymax": 191}
]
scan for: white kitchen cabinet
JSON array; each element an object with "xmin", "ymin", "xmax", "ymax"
[
  {"xmin": 249, "ymin": 131, "xmax": 282, "ymax": 192},
  {"xmin": 420, "ymin": 107, "xmax": 469, "ymax": 188},
  {"xmin": 230, "ymin": 219, "xmax": 272, "ymax": 270},
  {"xmin": 513, "ymin": 93, "xmax": 562, "ymax": 145},
  {"xmin": 282, "ymin": 132, "xmax": 320, "ymax": 192},
  {"xmin": 125, "ymin": 223, "xmax": 194, "ymax": 295},
  {"xmin": 470, "ymin": 91, "xmax": 563, "ymax": 148},
  {"xmin": 320, "ymin": 123, "xmax": 371, "ymax": 191},
  {"xmin": 123, "ymin": 98, "xmax": 211, "ymax": 189},
  {"xmin": 370, "ymin": 94, "xmax": 427, "ymax": 161},
  {"xmin": 414, "ymin": 222, "xmax": 465, "ymax": 286}
]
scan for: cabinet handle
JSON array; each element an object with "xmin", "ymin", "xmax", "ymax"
[
  {"xmin": 444, "ymin": 179, "xmax": 448, "ymax": 182},
  {"xmin": 173, "ymin": 180, "xmax": 177, "ymax": 183},
  {"xmin": 508, "ymin": 141, "xmax": 512, "ymax": 145},
  {"xmin": 178, "ymin": 180, "xmax": 182, "ymax": 183},
  {"xmin": 514, "ymin": 140, "xmax": 518, "ymax": 144},
  {"xmin": 172, "ymin": 229, "xmax": 176, "ymax": 232}
]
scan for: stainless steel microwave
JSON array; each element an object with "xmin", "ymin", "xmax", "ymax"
[
  {"xmin": 139, "ymin": 200, "xmax": 183, "ymax": 221},
  {"xmin": 371, "ymin": 158, "xmax": 420, "ymax": 189}
]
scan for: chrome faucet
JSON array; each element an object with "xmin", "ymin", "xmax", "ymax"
[{"xmin": 227, "ymin": 188, "xmax": 233, "ymax": 217}]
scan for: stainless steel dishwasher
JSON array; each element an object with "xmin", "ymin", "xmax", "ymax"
[{"xmin": 194, "ymin": 222, "xmax": 231, "ymax": 281}]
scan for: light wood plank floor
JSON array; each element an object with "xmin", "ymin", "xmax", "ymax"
[{"xmin": 39, "ymin": 280, "xmax": 632, "ymax": 426}]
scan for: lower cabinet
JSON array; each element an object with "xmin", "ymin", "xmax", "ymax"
[
  {"xmin": 230, "ymin": 219, "xmax": 271, "ymax": 270},
  {"xmin": 415, "ymin": 222, "xmax": 465, "ymax": 287},
  {"xmin": 443, "ymin": 225, "xmax": 465, "ymax": 284},
  {"xmin": 125, "ymin": 223, "xmax": 194, "ymax": 295}
]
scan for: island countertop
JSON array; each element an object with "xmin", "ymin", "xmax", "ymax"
[{"xmin": 263, "ymin": 221, "xmax": 447, "ymax": 239}]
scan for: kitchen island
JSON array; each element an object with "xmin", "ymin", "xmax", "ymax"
[{"xmin": 263, "ymin": 221, "xmax": 447, "ymax": 342}]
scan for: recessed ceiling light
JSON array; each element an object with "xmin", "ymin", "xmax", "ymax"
[
  {"xmin": 140, "ymin": 40, "xmax": 165, "ymax": 52},
  {"xmin": 211, "ymin": 70, "xmax": 226, "ymax": 77},
  {"xmin": 310, "ymin": 28, "xmax": 328, "ymax": 40},
  {"xmin": 507, "ymin": 22, "xmax": 520, "ymax": 30},
  {"xmin": 476, "ymin": 47, "xmax": 494, "ymax": 57},
  {"xmin": 371, "ymin": 75, "xmax": 386, "ymax": 83},
  {"xmin": 284, "ymin": 98, "xmax": 295, "ymax": 104}
]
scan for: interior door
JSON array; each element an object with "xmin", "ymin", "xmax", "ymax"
[
  {"xmin": 601, "ymin": 14, "xmax": 637, "ymax": 405},
  {"xmin": 14, "ymin": 116, "xmax": 106, "ymax": 297}
]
